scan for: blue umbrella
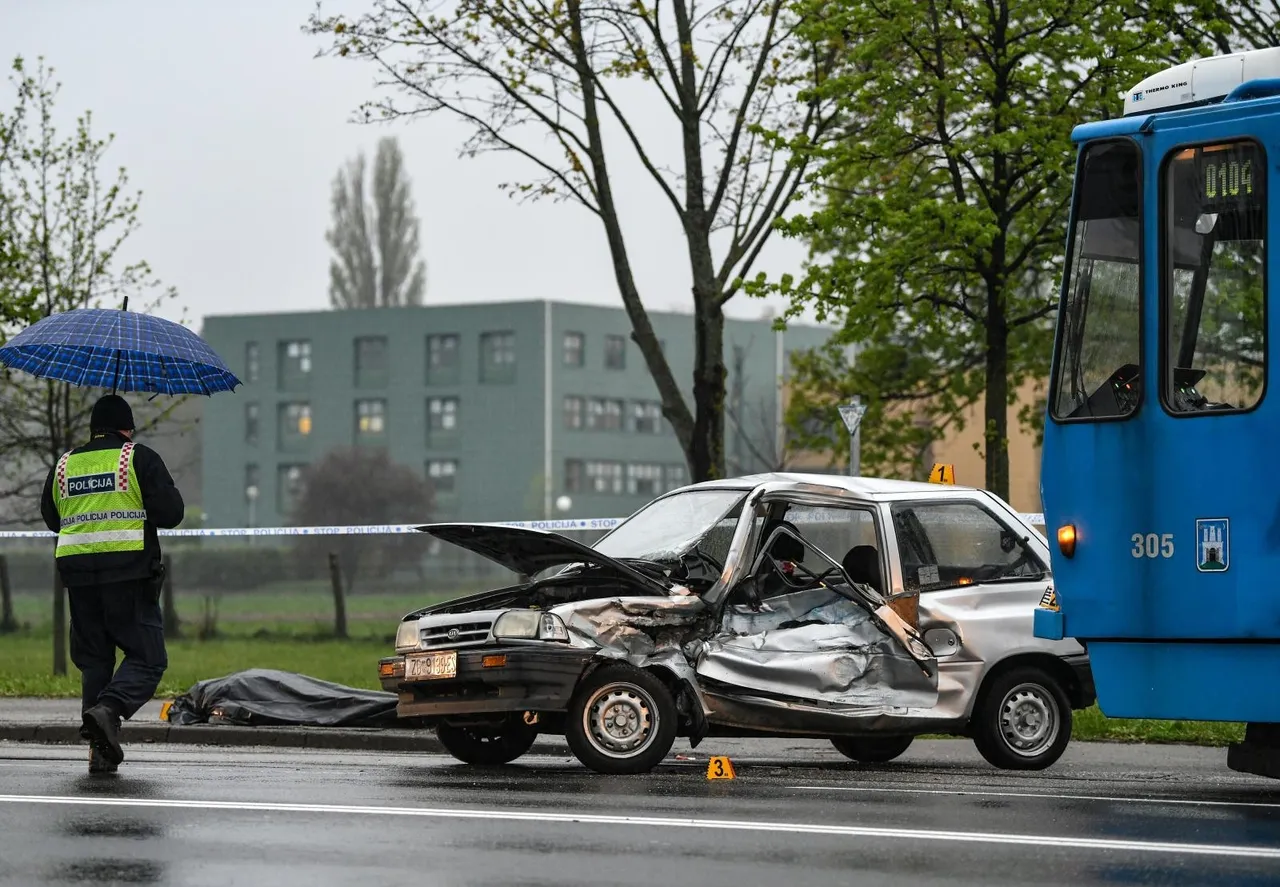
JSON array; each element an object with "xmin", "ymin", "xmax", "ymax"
[{"xmin": 0, "ymin": 304, "xmax": 240, "ymax": 396}]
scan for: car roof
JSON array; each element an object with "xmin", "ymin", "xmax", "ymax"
[{"xmin": 673, "ymin": 472, "xmax": 986, "ymax": 500}]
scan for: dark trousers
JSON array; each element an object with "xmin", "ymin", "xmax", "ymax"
[{"xmin": 67, "ymin": 579, "xmax": 168, "ymax": 720}]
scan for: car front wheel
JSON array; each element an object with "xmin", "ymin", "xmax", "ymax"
[
  {"xmin": 972, "ymin": 666, "xmax": 1072, "ymax": 770},
  {"xmin": 830, "ymin": 735, "xmax": 914, "ymax": 763},
  {"xmin": 566, "ymin": 664, "xmax": 677, "ymax": 775},
  {"xmin": 437, "ymin": 716, "xmax": 538, "ymax": 765}
]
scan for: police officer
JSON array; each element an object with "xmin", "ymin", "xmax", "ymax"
[{"xmin": 40, "ymin": 394, "xmax": 185, "ymax": 774}]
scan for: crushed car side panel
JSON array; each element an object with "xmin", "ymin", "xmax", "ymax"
[{"xmin": 690, "ymin": 587, "xmax": 938, "ymax": 713}]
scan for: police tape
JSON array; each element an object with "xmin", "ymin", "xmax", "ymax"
[
  {"xmin": 0, "ymin": 511, "xmax": 1048, "ymax": 540},
  {"xmin": 0, "ymin": 517, "xmax": 629, "ymax": 540}
]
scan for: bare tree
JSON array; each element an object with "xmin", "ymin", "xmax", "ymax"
[
  {"xmin": 0, "ymin": 57, "xmax": 177, "ymax": 524},
  {"xmin": 292, "ymin": 446, "xmax": 433, "ymax": 594},
  {"xmin": 306, "ymin": 0, "xmax": 841, "ymax": 480},
  {"xmin": 1166, "ymin": 2, "xmax": 1279, "ymax": 53},
  {"xmin": 327, "ymin": 136, "xmax": 427, "ymax": 308},
  {"xmin": 0, "ymin": 58, "xmax": 32, "ymax": 328}
]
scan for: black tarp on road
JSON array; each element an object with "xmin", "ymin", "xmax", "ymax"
[{"xmin": 165, "ymin": 669, "xmax": 401, "ymax": 728}]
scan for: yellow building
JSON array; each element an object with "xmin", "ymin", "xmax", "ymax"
[{"xmin": 920, "ymin": 379, "xmax": 1046, "ymax": 514}]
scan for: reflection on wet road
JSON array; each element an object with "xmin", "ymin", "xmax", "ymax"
[{"xmin": 1, "ymin": 739, "xmax": 1278, "ymax": 886}]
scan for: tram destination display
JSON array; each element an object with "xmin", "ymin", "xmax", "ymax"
[{"xmin": 1170, "ymin": 141, "xmax": 1265, "ymax": 214}]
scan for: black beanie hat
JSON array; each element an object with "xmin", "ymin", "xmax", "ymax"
[{"xmin": 90, "ymin": 395, "xmax": 135, "ymax": 433}]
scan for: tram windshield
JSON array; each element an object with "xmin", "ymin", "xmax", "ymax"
[
  {"xmin": 1051, "ymin": 140, "xmax": 1143, "ymax": 420},
  {"xmin": 1052, "ymin": 138, "xmax": 1267, "ymax": 420},
  {"xmin": 1164, "ymin": 141, "xmax": 1266, "ymax": 413}
]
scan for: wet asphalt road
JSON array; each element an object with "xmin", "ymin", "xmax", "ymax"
[{"xmin": 1, "ymin": 739, "xmax": 1279, "ymax": 886}]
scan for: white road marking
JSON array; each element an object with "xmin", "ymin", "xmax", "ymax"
[
  {"xmin": 789, "ymin": 784, "xmax": 1280, "ymax": 810},
  {"xmin": 0, "ymin": 794, "xmax": 1277, "ymax": 859}
]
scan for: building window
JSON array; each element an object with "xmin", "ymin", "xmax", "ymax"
[
  {"xmin": 278, "ymin": 340, "xmax": 312, "ymax": 390},
  {"xmin": 354, "ymin": 336, "xmax": 389, "ymax": 388},
  {"xmin": 586, "ymin": 397, "xmax": 623, "ymax": 431},
  {"xmin": 427, "ymin": 333, "xmax": 460, "ymax": 385},
  {"xmin": 427, "ymin": 459, "xmax": 458, "ymax": 494},
  {"xmin": 277, "ymin": 464, "xmax": 305, "ymax": 516},
  {"xmin": 563, "ymin": 396, "xmax": 584, "ymax": 430},
  {"xmin": 480, "ymin": 331, "xmax": 516, "ymax": 383},
  {"xmin": 605, "ymin": 334, "xmax": 626, "ymax": 370},
  {"xmin": 278, "ymin": 402, "xmax": 312, "ymax": 452},
  {"xmin": 565, "ymin": 459, "xmax": 584, "ymax": 493},
  {"xmin": 665, "ymin": 463, "xmax": 687, "ymax": 490},
  {"xmin": 245, "ymin": 342, "xmax": 259, "ymax": 384},
  {"xmin": 603, "ymin": 399, "xmax": 623, "ymax": 430},
  {"xmin": 355, "ymin": 399, "xmax": 387, "ymax": 442},
  {"xmin": 563, "ymin": 331, "xmax": 585, "ymax": 367},
  {"xmin": 587, "ymin": 461, "xmax": 624, "ymax": 494},
  {"xmin": 631, "ymin": 401, "xmax": 662, "ymax": 434},
  {"xmin": 627, "ymin": 463, "xmax": 663, "ymax": 497},
  {"xmin": 245, "ymin": 402, "xmax": 259, "ymax": 445},
  {"xmin": 427, "ymin": 396, "xmax": 459, "ymax": 447}
]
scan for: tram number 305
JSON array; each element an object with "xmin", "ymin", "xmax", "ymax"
[{"xmin": 1132, "ymin": 533, "xmax": 1174, "ymax": 558}]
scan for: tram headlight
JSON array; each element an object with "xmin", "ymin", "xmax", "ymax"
[{"xmin": 1057, "ymin": 524, "xmax": 1077, "ymax": 558}]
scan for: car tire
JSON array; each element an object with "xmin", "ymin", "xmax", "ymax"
[
  {"xmin": 565, "ymin": 664, "xmax": 677, "ymax": 775},
  {"xmin": 830, "ymin": 735, "xmax": 914, "ymax": 763},
  {"xmin": 437, "ymin": 716, "xmax": 538, "ymax": 766},
  {"xmin": 972, "ymin": 666, "xmax": 1072, "ymax": 771}
]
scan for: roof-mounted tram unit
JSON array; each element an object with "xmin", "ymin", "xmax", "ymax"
[
  {"xmin": 1123, "ymin": 46, "xmax": 1280, "ymax": 116},
  {"xmin": 1038, "ymin": 48, "xmax": 1280, "ymax": 779}
]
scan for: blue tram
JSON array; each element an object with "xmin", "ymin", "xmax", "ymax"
[{"xmin": 1035, "ymin": 48, "xmax": 1280, "ymax": 777}]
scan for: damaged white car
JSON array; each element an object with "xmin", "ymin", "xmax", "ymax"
[{"xmin": 380, "ymin": 474, "xmax": 1094, "ymax": 775}]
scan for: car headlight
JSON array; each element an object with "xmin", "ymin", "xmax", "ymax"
[
  {"xmin": 492, "ymin": 610, "xmax": 569, "ymax": 642},
  {"xmin": 395, "ymin": 619, "xmax": 419, "ymax": 652}
]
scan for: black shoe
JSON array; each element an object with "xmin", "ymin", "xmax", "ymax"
[
  {"xmin": 88, "ymin": 745, "xmax": 118, "ymax": 774},
  {"xmin": 81, "ymin": 705, "xmax": 123, "ymax": 766}
]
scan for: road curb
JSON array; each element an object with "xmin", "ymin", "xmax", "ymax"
[{"xmin": 0, "ymin": 723, "xmax": 577, "ymax": 755}]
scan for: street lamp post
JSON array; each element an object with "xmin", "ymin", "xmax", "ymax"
[{"xmin": 246, "ymin": 484, "xmax": 259, "ymax": 542}]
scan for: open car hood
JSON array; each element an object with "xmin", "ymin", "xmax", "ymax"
[{"xmin": 416, "ymin": 523, "xmax": 672, "ymax": 594}]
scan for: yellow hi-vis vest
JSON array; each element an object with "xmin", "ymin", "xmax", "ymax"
[{"xmin": 52, "ymin": 442, "xmax": 148, "ymax": 559}]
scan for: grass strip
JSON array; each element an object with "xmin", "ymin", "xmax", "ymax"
[{"xmin": 0, "ymin": 632, "xmax": 1246, "ymax": 746}]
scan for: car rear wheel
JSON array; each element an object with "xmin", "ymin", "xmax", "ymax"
[
  {"xmin": 437, "ymin": 716, "xmax": 538, "ymax": 765},
  {"xmin": 566, "ymin": 664, "xmax": 677, "ymax": 775},
  {"xmin": 830, "ymin": 735, "xmax": 914, "ymax": 763},
  {"xmin": 972, "ymin": 666, "xmax": 1072, "ymax": 770}
]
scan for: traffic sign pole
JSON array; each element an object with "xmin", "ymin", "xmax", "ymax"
[{"xmin": 837, "ymin": 399, "xmax": 867, "ymax": 477}]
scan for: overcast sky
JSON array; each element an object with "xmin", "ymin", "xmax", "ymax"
[{"xmin": 0, "ymin": 0, "xmax": 819, "ymax": 330}]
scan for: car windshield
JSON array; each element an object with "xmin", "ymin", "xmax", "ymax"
[{"xmin": 592, "ymin": 490, "xmax": 746, "ymax": 563}]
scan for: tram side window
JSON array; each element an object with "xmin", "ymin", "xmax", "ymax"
[
  {"xmin": 1163, "ymin": 141, "xmax": 1266, "ymax": 414},
  {"xmin": 1051, "ymin": 140, "xmax": 1144, "ymax": 421}
]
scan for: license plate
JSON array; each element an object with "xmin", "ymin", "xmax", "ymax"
[{"xmin": 405, "ymin": 650, "xmax": 457, "ymax": 680}]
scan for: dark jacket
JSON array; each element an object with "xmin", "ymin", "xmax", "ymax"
[{"xmin": 41, "ymin": 431, "xmax": 186, "ymax": 587}]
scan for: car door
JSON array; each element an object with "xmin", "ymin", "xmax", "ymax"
[
  {"xmin": 888, "ymin": 497, "xmax": 1057, "ymax": 719},
  {"xmin": 694, "ymin": 501, "xmax": 938, "ymax": 712}
]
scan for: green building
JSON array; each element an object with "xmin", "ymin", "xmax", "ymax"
[{"xmin": 199, "ymin": 301, "xmax": 832, "ymax": 529}]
